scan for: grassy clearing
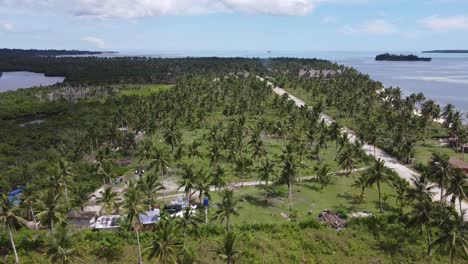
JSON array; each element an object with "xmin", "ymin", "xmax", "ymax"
[
  {"xmin": 205, "ymin": 172, "xmax": 396, "ymax": 225},
  {"xmin": 118, "ymin": 84, "xmax": 173, "ymax": 96}
]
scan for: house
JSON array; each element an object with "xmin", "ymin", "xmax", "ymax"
[
  {"xmin": 139, "ymin": 209, "xmax": 161, "ymax": 230},
  {"xmin": 67, "ymin": 210, "xmax": 98, "ymax": 229},
  {"xmin": 93, "ymin": 215, "xmax": 121, "ymax": 230},
  {"xmin": 449, "ymin": 157, "xmax": 468, "ymax": 173}
]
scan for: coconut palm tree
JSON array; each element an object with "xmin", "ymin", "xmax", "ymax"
[
  {"xmin": 249, "ymin": 134, "xmax": 267, "ymax": 166},
  {"xmin": 146, "ymin": 218, "xmax": 182, "ymax": 264},
  {"xmin": 352, "ymin": 173, "xmax": 369, "ymax": 202},
  {"xmin": 163, "ymin": 125, "xmax": 182, "ymax": 153},
  {"xmin": 315, "ymin": 164, "xmax": 332, "ymax": 190},
  {"xmin": 428, "ymin": 153, "xmax": 453, "ymax": 202},
  {"xmin": 432, "ymin": 211, "xmax": 468, "ymax": 263},
  {"xmin": 258, "ymin": 159, "xmax": 276, "ymax": 200},
  {"xmin": 445, "ymin": 169, "xmax": 468, "ymax": 214},
  {"xmin": 194, "ymin": 168, "xmax": 212, "ymax": 203},
  {"xmin": 138, "ymin": 173, "xmax": 165, "ymax": 206},
  {"xmin": 179, "ymin": 163, "xmax": 197, "ymax": 204},
  {"xmin": 150, "ymin": 145, "xmax": 172, "ymax": 202},
  {"xmin": 36, "ymin": 189, "xmax": 65, "ymax": 232},
  {"xmin": 0, "ymin": 194, "xmax": 27, "ymax": 264},
  {"xmin": 279, "ymin": 145, "xmax": 298, "ymax": 210},
  {"xmin": 337, "ymin": 146, "xmax": 355, "ymax": 175},
  {"xmin": 214, "ymin": 189, "xmax": 240, "ymax": 232},
  {"xmin": 71, "ymin": 186, "xmax": 92, "ymax": 211},
  {"xmin": 407, "ymin": 199, "xmax": 436, "ymax": 255},
  {"xmin": 364, "ymin": 158, "xmax": 394, "ymax": 213},
  {"xmin": 234, "ymin": 156, "xmax": 252, "ymax": 188},
  {"xmin": 389, "ymin": 176, "xmax": 410, "ymax": 213},
  {"xmin": 45, "ymin": 224, "xmax": 82, "ymax": 264},
  {"xmin": 217, "ymin": 232, "xmax": 242, "ymax": 264},
  {"xmin": 187, "ymin": 140, "xmax": 202, "ymax": 164},
  {"xmin": 211, "ymin": 165, "xmax": 228, "ymax": 191},
  {"xmin": 20, "ymin": 183, "xmax": 38, "ymax": 228},
  {"xmin": 122, "ymin": 181, "xmax": 148, "ymax": 264},
  {"xmin": 178, "ymin": 207, "xmax": 201, "ymax": 249},
  {"xmin": 97, "ymin": 186, "xmax": 119, "ymax": 215}
]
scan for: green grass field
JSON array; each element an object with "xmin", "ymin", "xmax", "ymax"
[
  {"xmin": 118, "ymin": 84, "xmax": 173, "ymax": 96},
  {"xmin": 205, "ymin": 172, "xmax": 396, "ymax": 225}
]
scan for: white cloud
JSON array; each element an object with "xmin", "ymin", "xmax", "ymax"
[
  {"xmin": 419, "ymin": 15, "xmax": 468, "ymax": 30},
  {"xmin": 1, "ymin": 22, "xmax": 15, "ymax": 32},
  {"xmin": 321, "ymin": 16, "xmax": 337, "ymax": 24},
  {"xmin": 81, "ymin": 36, "xmax": 106, "ymax": 49},
  {"xmin": 0, "ymin": 0, "xmax": 317, "ymax": 18},
  {"xmin": 343, "ymin": 20, "xmax": 397, "ymax": 35}
]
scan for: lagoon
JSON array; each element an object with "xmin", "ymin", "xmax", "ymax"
[{"xmin": 0, "ymin": 71, "xmax": 65, "ymax": 92}]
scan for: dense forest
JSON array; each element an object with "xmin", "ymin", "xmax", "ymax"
[
  {"xmin": 0, "ymin": 51, "xmax": 467, "ymax": 263},
  {"xmin": 0, "ymin": 49, "xmax": 337, "ymax": 84},
  {"xmin": 375, "ymin": 53, "xmax": 432, "ymax": 61}
]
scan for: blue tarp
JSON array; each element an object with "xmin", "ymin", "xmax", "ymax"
[{"xmin": 8, "ymin": 188, "xmax": 22, "ymax": 196}]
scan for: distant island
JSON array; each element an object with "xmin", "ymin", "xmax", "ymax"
[
  {"xmin": 0, "ymin": 48, "xmax": 106, "ymax": 57},
  {"xmin": 375, "ymin": 53, "xmax": 432, "ymax": 62},
  {"xmin": 422, "ymin": 50, "xmax": 468, "ymax": 54}
]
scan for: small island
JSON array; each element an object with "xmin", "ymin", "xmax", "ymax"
[
  {"xmin": 375, "ymin": 53, "xmax": 432, "ymax": 62},
  {"xmin": 422, "ymin": 50, "xmax": 468, "ymax": 54}
]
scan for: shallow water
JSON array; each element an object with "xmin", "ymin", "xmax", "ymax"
[{"xmin": 0, "ymin": 71, "xmax": 65, "ymax": 92}]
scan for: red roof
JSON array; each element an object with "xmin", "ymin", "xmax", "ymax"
[{"xmin": 449, "ymin": 158, "xmax": 468, "ymax": 169}]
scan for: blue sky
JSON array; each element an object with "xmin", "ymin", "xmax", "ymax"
[{"xmin": 1, "ymin": 0, "xmax": 468, "ymax": 52}]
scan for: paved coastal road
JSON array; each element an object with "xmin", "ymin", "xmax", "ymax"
[{"xmin": 263, "ymin": 78, "xmax": 468, "ymax": 221}]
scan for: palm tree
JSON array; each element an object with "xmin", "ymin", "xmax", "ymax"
[
  {"xmin": 315, "ymin": 164, "xmax": 332, "ymax": 190},
  {"xmin": 279, "ymin": 145, "xmax": 298, "ymax": 210},
  {"xmin": 178, "ymin": 207, "xmax": 201, "ymax": 249},
  {"xmin": 390, "ymin": 176, "xmax": 410, "ymax": 213},
  {"xmin": 164, "ymin": 125, "xmax": 182, "ymax": 153},
  {"xmin": 445, "ymin": 169, "xmax": 468, "ymax": 214},
  {"xmin": 234, "ymin": 156, "xmax": 252, "ymax": 187},
  {"xmin": 352, "ymin": 173, "xmax": 369, "ymax": 202},
  {"xmin": 36, "ymin": 189, "xmax": 65, "ymax": 232},
  {"xmin": 122, "ymin": 181, "xmax": 148, "ymax": 264},
  {"xmin": 217, "ymin": 232, "xmax": 242, "ymax": 264},
  {"xmin": 363, "ymin": 158, "xmax": 393, "ymax": 213},
  {"xmin": 20, "ymin": 183, "xmax": 38, "ymax": 228},
  {"xmin": 0, "ymin": 194, "xmax": 27, "ymax": 264},
  {"xmin": 150, "ymin": 145, "xmax": 172, "ymax": 202},
  {"xmin": 337, "ymin": 146, "xmax": 355, "ymax": 175},
  {"xmin": 187, "ymin": 140, "xmax": 202, "ymax": 164},
  {"xmin": 146, "ymin": 218, "xmax": 182, "ymax": 264},
  {"xmin": 97, "ymin": 186, "xmax": 119, "ymax": 215},
  {"xmin": 211, "ymin": 165, "xmax": 228, "ymax": 191},
  {"xmin": 137, "ymin": 139, "xmax": 154, "ymax": 164},
  {"xmin": 57, "ymin": 158, "xmax": 74, "ymax": 207},
  {"xmin": 71, "ymin": 186, "xmax": 92, "ymax": 211},
  {"xmin": 179, "ymin": 163, "xmax": 197, "ymax": 204},
  {"xmin": 258, "ymin": 159, "xmax": 275, "ymax": 200},
  {"xmin": 428, "ymin": 153, "xmax": 453, "ymax": 202},
  {"xmin": 45, "ymin": 224, "xmax": 82, "ymax": 264},
  {"xmin": 249, "ymin": 134, "xmax": 267, "ymax": 166},
  {"xmin": 138, "ymin": 173, "xmax": 165, "ymax": 206},
  {"xmin": 432, "ymin": 211, "xmax": 468, "ymax": 263},
  {"xmin": 194, "ymin": 168, "xmax": 212, "ymax": 203},
  {"xmin": 214, "ymin": 189, "xmax": 240, "ymax": 232},
  {"xmin": 407, "ymin": 199, "xmax": 435, "ymax": 256}
]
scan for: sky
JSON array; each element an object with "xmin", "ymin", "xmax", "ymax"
[{"xmin": 1, "ymin": 0, "xmax": 468, "ymax": 52}]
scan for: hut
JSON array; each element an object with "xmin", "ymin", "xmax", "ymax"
[{"xmin": 449, "ymin": 157, "xmax": 468, "ymax": 173}]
